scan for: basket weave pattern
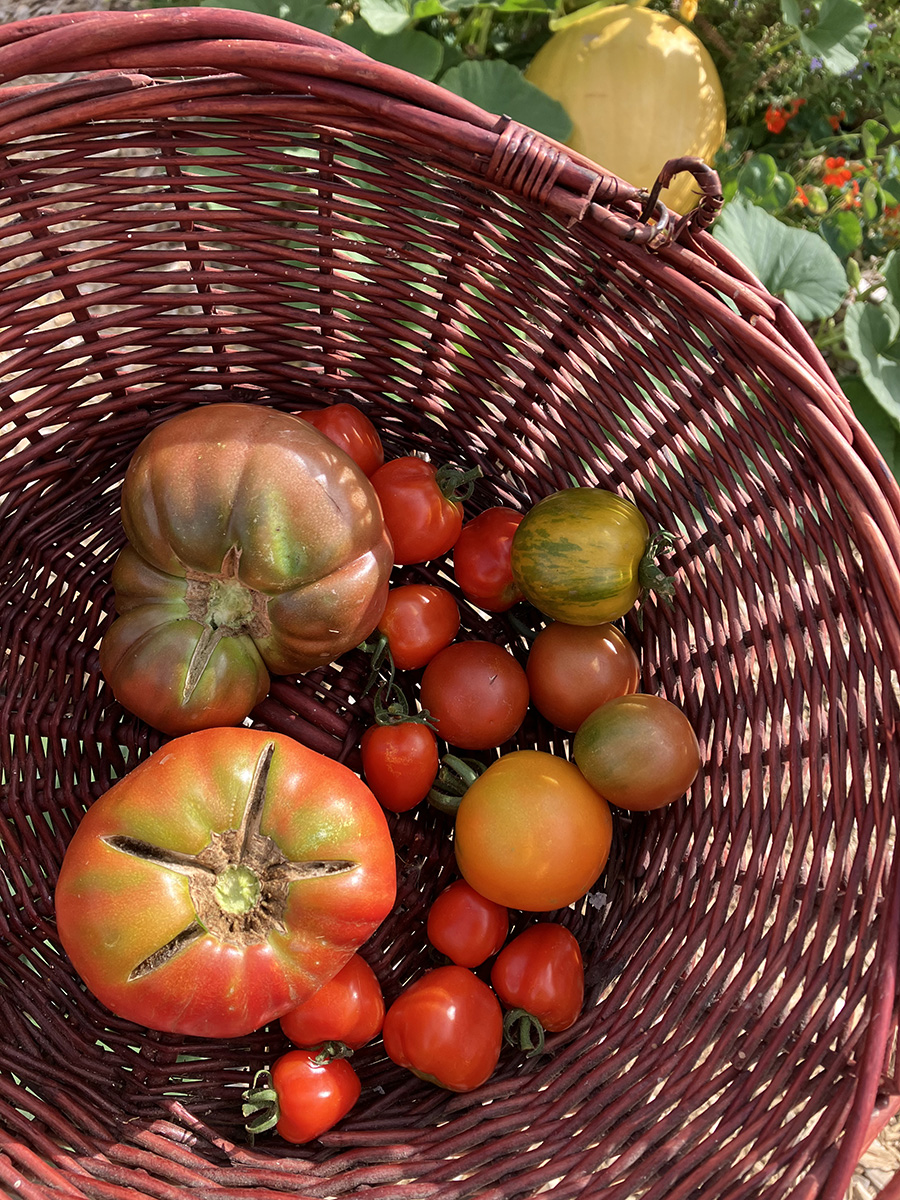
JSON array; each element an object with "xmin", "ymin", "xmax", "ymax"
[{"xmin": 1, "ymin": 9, "xmax": 900, "ymax": 1199}]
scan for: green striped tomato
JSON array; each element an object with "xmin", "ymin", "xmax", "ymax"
[{"xmin": 510, "ymin": 487, "xmax": 658, "ymax": 625}]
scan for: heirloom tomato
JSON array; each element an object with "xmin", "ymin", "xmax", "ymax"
[
  {"xmin": 510, "ymin": 486, "xmax": 672, "ymax": 624},
  {"xmin": 526, "ymin": 620, "xmax": 640, "ymax": 732},
  {"xmin": 54, "ymin": 727, "xmax": 397, "ymax": 1039},
  {"xmin": 243, "ymin": 1048, "xmax": 361, "ymax": 1144},
  {"xmin": 491, "ymin": 923, "xmax": 584, "ymax": 1055},
  {"xmin": 360, "ymin": 720, "xmax": 440, "ymax": 813},
  {"xmin": 426, "ymin": 879, "xmax": 509, "ymax": 968},
  {"xmin": 376, "ymin": 584, "xmax": 460, "ymax": 671},
  {"xmin": 298, "ymin": 402, "xmax": 385, "ymax": 477},
  {"xmin": 453, "ymin": 750, "xmax": 613, "ymax": 911},
  {"xmin": 371, "ymin": 456, "xmax": 476, "ymax": 565},
  {"xmin": 280, "ymin": 953, "xmax": 385, "ymax": 1050},
  {"xmin": 99, "ymin": 403, "xmax": 393, "ymax": 735},
  {"xmin": 452, "ymin": 507, "xmax": 524, "ymax": 612},
  {"xmin": 573, "ymin": 693, "xmax": 701, "ymax": 811},
  {"xmin": 419, "ymin": 640, "xmax": 529, "ymax": 750},
  {"xmin": 382, "ymin": 965, "xmax": 503, "ymax": 1092}
]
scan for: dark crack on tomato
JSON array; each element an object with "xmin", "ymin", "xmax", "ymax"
[{"xmin": 101, "ymin": 740, "xmax": 360, "ymax": 966}]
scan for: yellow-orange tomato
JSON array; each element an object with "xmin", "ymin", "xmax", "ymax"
[
  {"xmin": 526, "ymin": 621, "xmax": 640, "ymax": 732},
  {"xmin": 453, "ymin": 750, "xmax": 613, "ymax": 911},
  {"xmin": 573, "ymin": 693, "xmax": 701, "ymax": 811}
]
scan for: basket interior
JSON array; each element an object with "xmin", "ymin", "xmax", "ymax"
[{"xmin": 1, "ymin": 31, "xmax": 900, "ymax": 1200}]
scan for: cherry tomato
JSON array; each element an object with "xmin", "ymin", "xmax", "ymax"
[
  {"xmin": 280, "ymin": 954, "xmax": 385, "ymax": 1050},
  {"xmin": 360, "ymin": 720, "xmax": 440, "ymax": 813},
  {"xmin": 382, "ymin": 965, "xmax": 503, "ymax": 1092},
  {"xmin": 453, "ymin": 749, "xmax": 613, "ymax": 911},
  {"xmin": 419, "ymin": 640, "xmax": 529, "ymax": 750},
  {"xmin": 376, "ymin": 584, "xmax": 460, "ymax": 671},
  {"xmin": 572, "ymin": 693, "xmax": 701, "ymax": 811},
  {"xmin": 490, "ymin": 923, "xmax": 584, "ymax": 1053},
  {"xmin": 243, "ymin": 1048, "xmax": 361, "ymax": 1144},
  {"xmin": 298, "ymin": 403, "xmax": 385, "ymax": 477},
  {"xmin": 452, "ymin": 507, "xmax": 524, "ymax": 612},
  {"xmin": 426, "ymin": 879, "xmax": 509, "ymax": 968},
  {"xmin": 371, "ymin": 456, "xmax": 476, "ymax": 565},
  {"xmin": 526, "ymin": 620, "xmax": 641, "ymax": 732}
]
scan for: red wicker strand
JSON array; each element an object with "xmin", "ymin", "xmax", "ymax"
[{"xmin": 1, "ymin": 9, "xmax": 900, "ymax": 1200}]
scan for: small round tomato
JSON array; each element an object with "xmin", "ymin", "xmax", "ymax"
[
  {"xmin": 453, "ymin": 750, "xmax": 613, "ymax": 911},
  {"xmin": 280, "ymin": 954, "xmax": 385, "ymax": 1050},
  {"xmin": 572, "ymin": 693, "xmax": 701, "ymax": 811},
  {"xmin": 526, "ymin": 621, "xmax": 641, "ymax": 732},
  {"xmin": 376, "ymin": 584, "xmax": 460, "ymax": 671},
  {"xmin": 511, "ymin": 486, "xmax": 673, "ymax": 624},
  {"xmin": 426, "ymin": 879, "xmax": 509, "ymax": 968},
  {"xmin": 243, "ymin": 1048, "xmax": 361, "ymax": 1144},
  {"xmin": 491, "ymin": 923, "xmax": 584, "ymax": 1055},
  {"xmin": 371, "ymin": 456, "xmax": 477, "ymax": 565},
  {"xmin": 360, "ymin": 720, "xmax": 440, "ymax": 813},
  {"xmin": 453, "ymin": 507, "xmax": 524, "ymax": 612},
  {"xmin": 419, "ymin": 640, "xmax": 529, "ymax": 751},
  {"xmin": 382, "ymin": 965, "xmax": 503, "ymax": 1092},
  {"xmin": 298, "ymin": 402, "xmax": 385, "ymax": 477}
]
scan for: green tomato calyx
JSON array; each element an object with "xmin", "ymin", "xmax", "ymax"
[{"xmin": 637, "ymin": 530, "xmax": 678, "ymax": 603}]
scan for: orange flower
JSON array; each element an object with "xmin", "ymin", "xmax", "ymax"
[
  {"xmin": 842, "ymin": 179, "xmax": 861, "ymax": 209},
  {"xmin": 793, "ymin": 186, "xmax": 810, "ymax": 206},
  {"xmin": 765, "ymin": 105, "xmax": 789, "ymax": 134},
  {"xmin": 828, "ymin": 110, "xmax": 846, "ymax": 132},
  {"xmin": 823, "ymin": 156, "xmax": 852, "ymax": 187}
]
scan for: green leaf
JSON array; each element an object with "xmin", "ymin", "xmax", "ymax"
[
  {"xmin": 844, "ymin": 298, "xmax": 900, "ymax": 417},
  {"xmin": 336, "ymin": 22, "xmax": 444, "ymax": 78},
  {"xmin": 841, "ymin": 375, "xmax": 900, "ymax": 480},
  {"xmin": 359, "ymin": 0, "xmax": 412, "ymax": 35},
  {"xmin": 883, "ymin": 250, "xmax": 900, "ymax": 308},
  {"xmin": 440, "ymin": 60, "xmax": 573, "ymax": 142},
  {"xmin": 885, "ymin": 99, "xmax": 900, "ymax": 136},
  {"xmin": 736, "ymin": 154, "xmax": 777, "ymax": 203},
  {"xmin": 780, "ymin": 0, "xmax": 801, "ymax": 26},
  {"xmin": 861, "ymin": 119, "xmax": 888, "ymax": 158},
  {"xmin": 201, "ymin": 0, "xmax": 336, "ymax": 27},
  {"xmin": 799, "ymin": 0, "xmax": 869, "ymax": 75},
  {"xmin": 820, "ymin": 210, "xmax": 863, "ymax": 258},
  {"xmin": 713, "ymin": 196, "xmax": 847, "ymax": 322}
]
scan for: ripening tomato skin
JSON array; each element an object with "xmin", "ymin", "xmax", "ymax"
[
  {"xmin": 54, "ymin": 728, "xmax": 397, "ymax": 1039},
  {"xmin": 526, "ymin": 621, "xmax": 641, "ymax": 732},
  {"xmin": 382, "ymin": 965, "xmax": 503, "ymax": 1092},
  {"xmin": 100, "ymin": 404, "xmax": 393, "ymax": 734},
  {"xmin": 490, "ymin": 923, "xmax": 584, "ymax": 1033},
  {"xmin": 269, "ymin": 1049, "xmax": 362, "ymax": 1143},
  {"xmin": 280, "ymin": 954, "xmax": 385, "ymax": 1050},
  {"xmin": 511, "ymin": 487, "xmax": 650, "ymax": 624},
  {"xmin": 419, "ymin": 641, "xmax": 530, "ymax": 750},
  {"xmin": 426, "ymin": 879, "xmax": 509, "ymax": 968},
  {"xmin": 360, "ymin": 722, "xmax": 440, "ymax": 813},
  {"xmin": 572, "ymin": 693, "xmax": 701, "ymax": 811},
  {"xmin": 371, "ymin": 457, "xmax": 466, "ymax": 565},
  {"xmin": 298, "ymin": 403, "xmax": 385, "ymax": 477},
  {"xmin": 376, "ymin": 584, "xmax": 461, "ymax": 671},
  {"xmin": 453, "ymin": 507, "xmax": 524, "ymax": 612},
  {"xmin": 453, "ymin": 750, "xmax": 613, "ymax": 911}
]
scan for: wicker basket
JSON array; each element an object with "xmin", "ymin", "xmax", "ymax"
[{"xmin": 2, "ymin": 8, "xmax": 900, "ymax": 1198}]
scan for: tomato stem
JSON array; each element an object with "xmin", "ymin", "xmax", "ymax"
[
  {"xmin": 242, "ymin": 1068, "xmax": 280, "ymax": 1137},
  {"xmin": 312, "ymin": 1040, "xmax": 355, "ymax": 1064},
  {"xmin": 435, "ymin": 463, "xmax": 481, "ymax": 503},
  {"xmin": 502, "ymin": 1007, "xmax": 547, "ymax": 1058},
  {"xmin": 638, "ymin": 530, "xmax": 678, "ymax": 603},
  {"xmin": 426, "ymin": 754, "xmax": 485, "ymax": 815}
]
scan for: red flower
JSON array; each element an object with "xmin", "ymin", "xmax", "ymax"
[
  {"xmin": 765, "ymin": 105, "xmax": 789, "ymax": 134},
  {"xmin": 793, "ymin": 186, "xmax": 810, "ymax": 207},
  {"xmin": 823, "ymin": 156, "xmax": 852, "ymax": 187},
  {"xmin": 828, "ymin": 110, "xmax": 846, "ymax": 132}
]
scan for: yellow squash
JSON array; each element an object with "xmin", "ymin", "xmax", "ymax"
[{"xmin": 525, "ymin": 1, "xmax": 726, "ymax": 213}]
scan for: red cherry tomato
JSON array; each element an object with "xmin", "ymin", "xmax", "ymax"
[
  {"xmin": 360, "ymin": 720, "xmax": 440, "ymax": 813},
  {"xmin": 426, "ymin": 879, "xmax": 509, "ymax": 968},
  {"xmin": 526, "ymin": 620, "xmax": 641, "ymax": 732},
  {"xmin": 298, "ymin": 403, "xmax": 385, "ymax": 477},
  {"xmin": 371, "ymin": 457, "xmax": 476, "ymax": 565},
  {"xmin": 382, "ymin": 965, "xmax": 503, "ymax": 1092},
  {"xmin": 419, "ymin": 640, "xmax": 530, "ymax": 750},
  {"xmin": 453, "ymin": 507, "xmax": 524, "ymax": 612},
  {"xmin": 376, "ymin": 584, "xmax": 460, "ymax": 671},
  {"xmin": 243, "ymin": 1048, "xmax": 361, "ymax": 1144},
  {"xmin": 490, "ymin": 923, "xmax": 585, "ymax": 1040},
  {"xmin": 280, "ymin": 954, "xmax": 385, "ymax": 1050}
]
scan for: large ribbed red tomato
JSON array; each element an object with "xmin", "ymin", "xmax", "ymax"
[
  {"xmin": 54, "ymin": 728, "xmax": 397, "ymax": 1039},
  {"xmin": 99, "ymin": 403, "xmax": 393, "ymax": 734}
]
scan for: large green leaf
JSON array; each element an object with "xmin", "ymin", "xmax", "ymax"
[
  {"xmin": 201, "ymin": 0, "xmax": 337, "ymax": 31},
  {"xmin": 713, "ymin": 196, "xmax": 847, "ymax": 322},
  {"xmin": 439, "ymin": 60, "xmax": 572, "ymax": 142},
  {"xmin": 780, "ymin": 0, "xmax": 869, "ymax": 73},
  {"xmin": 841, "ymin": 376, "xmax": 900, "ymax": 481},
  {"xmin": 336, "ymin": 22, "xmax": 444, "ymax": 78},
  {"xmin": 359, "ymin": 0, "xmax": 412, "ymax": 35},
  {"xmin": 844, "ymin": 298, "xmax": 900, "ymax": 420}
]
